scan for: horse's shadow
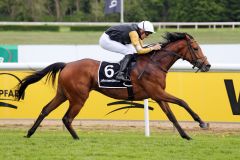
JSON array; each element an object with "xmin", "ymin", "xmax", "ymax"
[{"xmin": 106, "ymin": 100, "xmax": 154, "ymax": 115}]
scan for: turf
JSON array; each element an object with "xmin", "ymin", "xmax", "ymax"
[
  {"xmin": 0, "ymin": 128, "xmax": 240, "ymax": 160},
  {"xmin": 1, "ymin": 28, "xmax": 240, "ymax": 160},
  {"xmin": 0, "ymin": 28, "xmax": 240, "ymax": 45}
]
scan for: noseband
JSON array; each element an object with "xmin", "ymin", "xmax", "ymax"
[
  {"xmin": 185, "ymin": 39, "xmax": 207, "ymax": 72},
  {"xmin": 156, "ymin": 38, "xmax": 207, "ymax": 72},
  {"xmin": 143, "ymin": 37, "xmax": 208, "ymax": 76}
]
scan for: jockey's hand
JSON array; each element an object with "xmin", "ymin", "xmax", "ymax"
[{"xmin": 151, "ymin": 44, "xmax": 161, "ymax": 50}]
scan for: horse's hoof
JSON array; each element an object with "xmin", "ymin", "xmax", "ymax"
[
  {"xmin": 73, "ymin": 137, "xmax": 79, "ymax": 140},
  {"xmin": 184, "ymin": 136, "xmax": 192, "ymax": 141},
  {"xmin": 24, "ymin": 135, "xmax": 30, "ymax": 138},
  {"xmin": 200, "ymin": 122, "xmax": 209, "ymax": 129},
  {"xmin": 187, "ymin": 137, "xmax": 192, "ymax": 141},
  {"xmin": 182, "ymin": 135, "xmax": 192, "ymax": 140}
]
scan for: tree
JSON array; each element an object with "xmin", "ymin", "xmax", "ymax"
[
  {"xmin": 220, "ymin": 0, "xmax": 240, "ymax": 21},
  {"xmin": 0, "ymin": 0, "xmax": 49, "ymax": 21},
  {"xmin": 0, "ymin": 0, "xmax": 239, "ymax": 22},
  {"xmin": 168, "ymin": 0, "xmax": 225, "ymax": 22},
  {"xmin": 140, "ymin": 0, "xmax": 166, "ymax": 22},
  {"xmin": 124, "ymin": 0, "xmax": 147, "ymax": 22}
]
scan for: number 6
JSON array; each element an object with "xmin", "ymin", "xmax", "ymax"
[{"xmin": 104, "ymin": 65, "xmax": 114, "ymax": 78}]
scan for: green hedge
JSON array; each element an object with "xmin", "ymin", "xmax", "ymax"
[
  {"xmin": 70, "ymin": 26, "xmax": 110, "ymax": 32},
  {"xmin": 0, "ymin": 25, "xmax": 59, "ymax": 31},
  {"xmin": 0, "ymin": 25, "xmax": 111, "ymax": 32}
]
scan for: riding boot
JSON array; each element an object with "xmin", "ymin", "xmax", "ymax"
[{"xmin": 116, "ymin": 54, "xmax": 133, "ymax": 81}]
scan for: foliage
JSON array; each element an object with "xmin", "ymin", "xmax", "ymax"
[
  {"xmin": 168, "ymin": 0, "xmax": 226, "ymax": 22},
  {"xmin": 0, "ymin": 0, "xmax": 240, "ymax": 22},
  {"xmin": 219, "ymin": 0, "xmax": 240, "ymax": 21}
]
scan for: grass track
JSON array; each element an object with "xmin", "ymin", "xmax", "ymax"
[
  {"xmin": 0, "ymin": 128, "xmax": 240, "ymax": 160},
  {"xmin": 1, "ymin": 28, "xmax": 240, "ymax": 159},
  {"xmin": 0, "ymin": 28, "xmax": 240, "ymax": 44}
]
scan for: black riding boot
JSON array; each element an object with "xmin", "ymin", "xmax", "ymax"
[{"xmin": 116, "ymin": 54, "xmax": 133, "ymax": 81}]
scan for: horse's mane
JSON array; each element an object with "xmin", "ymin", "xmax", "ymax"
[{"xmin": 161, "ymin": 32, "xmax": 193, "ymax": 47}]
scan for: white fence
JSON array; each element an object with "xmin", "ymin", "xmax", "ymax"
[
  {"xmin": 0, "ymin": 21, "xmax": 240, "ymax": 30},
  {"xmin": 155, "ymin": 22, "xmax": 240, "ymax": 29},
  {"xmin": 1, "ymin": 63, "xmax": 240, "ymax": 72},
  {"xmin": 1, "ymin": 44, "xmax": 240, "ymax": 71}
]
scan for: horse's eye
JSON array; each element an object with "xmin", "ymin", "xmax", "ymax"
[{"xmin": 193, "ymin": 48, "xmax": 198, "ymax": 51}]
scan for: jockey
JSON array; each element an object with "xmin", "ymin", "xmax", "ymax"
[{"xmin": 99, "ymin": 21, "xmax": 161, "ymax": 81}]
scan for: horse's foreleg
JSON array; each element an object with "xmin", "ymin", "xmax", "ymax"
[
  {"xmin": 175, "ymin": 99, "xmax": 209, "ymax": 129},
  {"xmin": 26, "ymin": 96, "xmax": 66, "ymax": 138},
  {"xmin": 158, "ymin": 101, "xmax": 192, "ymax": 140},
  {"xmin": 156, "ymin": 91, "xmax": 208, "ymax": 129}
]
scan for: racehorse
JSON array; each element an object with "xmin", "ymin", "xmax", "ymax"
[{"xmin": 17, "ymin": 32, "xmax": 211, "ymax": 140}]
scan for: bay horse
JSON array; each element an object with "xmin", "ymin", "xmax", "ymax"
[{"xmin": 17, "ymin": 32, "xmax": 211, "ymax": 140}]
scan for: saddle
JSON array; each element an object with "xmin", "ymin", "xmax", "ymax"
[{"xmin": 98, "ymin": 54, "xmax": 137, "ymax": 100}]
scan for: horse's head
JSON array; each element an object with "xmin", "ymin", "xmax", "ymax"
[
  {"xmin": 162, "ymin": 32, "xmax": 211, "ymax": 72},
  {"xmin": 184, "ymin": 34, "xmax": 211, "ymax": 72}
]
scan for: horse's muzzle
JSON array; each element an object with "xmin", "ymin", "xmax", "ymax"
[
  {"xmin": 200, "ymin": 64, "xmax": 211, "ymax": 72},
  {"xmin": 194, "ymin": 58, "xmax": 211, "ymax": 72}
]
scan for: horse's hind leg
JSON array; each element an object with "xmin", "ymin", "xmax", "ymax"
[
  {"xmin": 26, "ymin": 94, "xmax": 66, "ymax": 138},
  {"xmin": 62, "ymin": 104, "xmax": 82, "ymax": 139},
  {"xmin": 158, "ymin": 101, "xmax": 191, "ymax": 140},
  {"xmin": 62, "ymin": 92, "xmax": 89, "ymax": 140}
]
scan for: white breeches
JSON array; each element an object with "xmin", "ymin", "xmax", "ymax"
[{"xmin": 99, "ymin": 32, "xmax": 136, "ymax": 55}]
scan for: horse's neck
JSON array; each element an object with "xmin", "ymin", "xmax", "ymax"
[
  {"xmin": 136, "ymin": 40, "xmax": 186, "ymax": 72},
  {"xmin": 147, "ymin": 49, "xmax": 180, "ymax": 72},
  {"xmin": 155, "ymin": 40, "xmax": 187, "ymax": 71}
]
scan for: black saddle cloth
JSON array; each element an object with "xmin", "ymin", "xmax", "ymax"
[{"xmin": 98, "ymin": 61, "xmax": 132, "ymax": 88}]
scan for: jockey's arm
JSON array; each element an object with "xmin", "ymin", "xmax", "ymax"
[{"xmin": 129, "ymin": 31, "xmax": 152, "ymax": 54}]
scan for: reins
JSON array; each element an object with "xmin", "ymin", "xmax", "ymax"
[
  {"xmin": 137, "ymin": 50, "xmax": 158, "ymax": 79},
  {"xmin": 137, "ymin": 48, "xmax": 182, "ymax": 80},
  {"xmin": 137, "ymin": 36, "xmax": 208, "ymax": 79}
]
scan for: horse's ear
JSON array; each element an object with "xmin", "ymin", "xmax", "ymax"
[{"xmin": 185, "ymin": 34, "xmax": 191, "ymax": 40}]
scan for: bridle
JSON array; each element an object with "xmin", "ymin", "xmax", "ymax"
[
  {"xmin": 138, "ymin": 36, "xmax": 208, "ymax": 79},
  {"xmin": 152, "ymin": 37, "xmax": 208, "ymax": 72},
  {"xmin": 185, "ymin": 38, "xmax": 208, "ymax": 72}
]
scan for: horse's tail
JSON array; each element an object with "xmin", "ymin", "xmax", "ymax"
[{"xmin": 17, "ymin": 62, "xmax": 66, "ymax": 100}]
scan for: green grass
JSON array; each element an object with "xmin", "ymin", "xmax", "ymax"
[
  {"xmin": 0, "ymin": 28, "xmax": 240, "ymax": 45},
  {"xmin": 0, "ymin": 31, "xmax": 102, "ymax": 45},
  {"xmin": 0, "ymin": 128, "xmax": 240, "ymax": 160}
]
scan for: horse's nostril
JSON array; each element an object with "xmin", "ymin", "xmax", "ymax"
[
  {"xmin": 207, "ymin": 64, "xmax": 211, "ymax": 69},
  {"xmin": 203, "ymin": 64, "xmax": 211, "ymax": 72},
  {"xmin": 200, "ymin": 64, "xmax": 211, "ymax": 72}
]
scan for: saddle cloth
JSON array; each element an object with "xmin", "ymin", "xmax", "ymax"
[{"xmin": 98, "ymin": 61, "xmax": 132, "ymax": 88}]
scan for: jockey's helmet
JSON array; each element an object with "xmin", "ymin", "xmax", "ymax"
[{"xmin": 137, "ymin": 21, "xmax": 155, "ymax": 33}]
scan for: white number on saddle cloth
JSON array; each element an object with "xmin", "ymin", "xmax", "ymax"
[{"xmin": 104, "ymin": 65, "xmax": 115, "ymax": 78}]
